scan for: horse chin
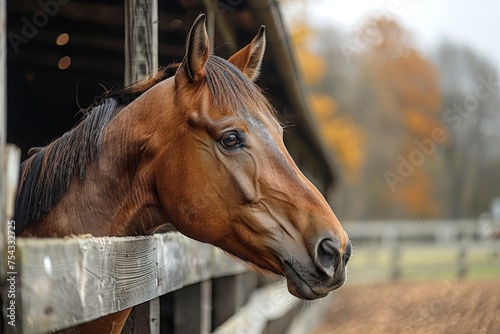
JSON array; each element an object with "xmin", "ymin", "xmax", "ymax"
[
  {"xmin": 282, "ymin": 262, "xmax": 329, "ymax": 300},
  {"xmin": 286, "ymin": 279, "xmax": 328, "ymax": 301}
]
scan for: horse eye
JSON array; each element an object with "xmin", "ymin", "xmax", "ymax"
[{"xmin": 220, "ymin": 131, "xmax": 243, "ymax": 148}]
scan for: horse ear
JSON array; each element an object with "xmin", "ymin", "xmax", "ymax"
[
  {"xmin": 184, "ymin": 14, "xmax": 210, "ymax": 82},
  {"xmin": 228, "ymin": 26, "xmax": 266, "ymax": 81}
]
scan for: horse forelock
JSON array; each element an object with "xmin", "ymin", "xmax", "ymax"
[{"xmin": 204, "ymin": 55, "xmax": 276, "ymax": 120}]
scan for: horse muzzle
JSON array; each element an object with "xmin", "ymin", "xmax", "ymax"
[{"xmin": 281, "ymin": 237, "xmax": 352, "ymax": 300}]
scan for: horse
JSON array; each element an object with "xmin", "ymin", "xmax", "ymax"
[{"xmin": 15, "ymin": 14, "xmax": 352, "ymax": 333}]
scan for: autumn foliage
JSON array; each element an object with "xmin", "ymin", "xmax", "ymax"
[
  {"xmin": 357, "ymin": 18, "xmax": 443, "ymax": 217},
  {"xmin": 292, "ymin": 25, "xmax": 366, "ymax": 182},
  {"xmin": 291, "ymin": 16, "xmax": 444, "ymax": 218}
]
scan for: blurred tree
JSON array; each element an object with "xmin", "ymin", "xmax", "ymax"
[
  {"xmin": 341, "ymin": 16, "xmax": 446, "ymax": 218},
  {"xmin": 292, "ymin": 25, "xmax": 327, "ymax": 85},
  {"xmin": 433, "ymin": 42, "xmax": 500, "ymax": 217},
  {"xmin": 291, "ymin": 24, "xmax": 366, "ymax": 183},
  {"xmin": 355, "ymin": 17, "xmax": 443, "ymax": 218},
  {"xmin": 283, "ymin": 2, "xmax": 500, "ymax": 219},
  {"xmin": 309, "ymin": 93, "xmax": 365, "ymax": 181}
]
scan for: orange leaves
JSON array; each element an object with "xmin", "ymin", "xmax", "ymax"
[
  {"xmin": 387, "ymin": 167, "xmax": 441, "ymax": 217},
  {"xmin": 289, "ymin": 13, "xmax": 446, "ymax": 216},
  {"xmin": 291, "ymin": 25, "xmax": 327, "ymax": 85},
  {"xmin": 404, "ymin": 108, "xmax": 443, "ymax": 140},
  {"xmin": 291, "ymin": 22, "xmax": 366, "ymax": 182},
  {"xmin": 355, "ymin": 16, "xmax": 445, "ymax": 217},
  {"xmin": 310, "ymin": 93, "xmax": 337, "ymax": 118},
  {"xmin": 309, "ymin": 94, "xmax": 365, "ymax": 182},
  {"xmin": 297, "ymin": 50, "xmax": 327, "ymax": 85}
]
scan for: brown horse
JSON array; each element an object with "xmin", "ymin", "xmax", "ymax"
[{"xmin": 15, "ymin": 14, "xmax": 351, "ymax": 333}]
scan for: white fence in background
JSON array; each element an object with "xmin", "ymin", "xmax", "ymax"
[{"xmin": 343, "ymin": 220, "xmax": 500, "ymax": 283}]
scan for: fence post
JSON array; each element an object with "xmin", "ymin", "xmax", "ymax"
[
  {"xmin": 173, "ymin": 283, "xmax": 204, "ymax": 333},
  {"xmin": 122, "ymin": 1, "xmax": 159, "ymax": 332},
  {"xmin": 124, "ymin": 0, "xmax": 158, "ymax": 84},
  {"xmin": 123, "ymin": 299, "xmax": 160, "ymax": 334},
  {"xmin": 212, "ymin": 273, "xmax": 258, "ymax": 329},
  {"xmin": 385, "ymin": 230, "xmax": 401, "ymax": 280},
  {"xmin": 0, "ymin": 0, "xmax": 6, "ymax": 252},
  {"xmin": 212, "ymin": 276, "xmax": 240, "ymax": 328},
  {"xmin": 457, "ymin": 244, "xmax": 467, "ymax": 278},
  {"xmin": 200, "ymin": 280, "xmax": 213, "ymax": 334},
  {"xmin": 0, "ymin": 0, "xmax": 4, "ymax": 166},
  {"xmin": 0, "ymin": 1, "xmax": 7, "ymax": 331}
]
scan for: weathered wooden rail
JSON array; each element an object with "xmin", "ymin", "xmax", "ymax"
[
  {"xmin": 17, "ymin": 232, "xmax": 244, "ymax": 332},
  {"xmin": 4, "ymin": 232, "xmax": 308, "ymax": 333}
]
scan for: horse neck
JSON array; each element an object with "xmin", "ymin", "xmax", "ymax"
[{"xmin": 23, "ymin": 90, "xmax": 174, "ymax": 238}]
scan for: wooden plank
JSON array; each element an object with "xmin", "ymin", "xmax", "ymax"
[
  {"xmin": 0, "ymin": 0, "xmax": 5, "ymax": 229},
  {"xmin": 200, "ymin": 0, "xmax": 237, "ymax": 53},
  {"xmin": 122, "ymin": 298, "xmax": 160, "ymax": 334},
  {"xmin": 212, "ymin": 272, "xmax": 258, "ymax": 329},
  {"xmin": 173, "ymin": 283, "xmax": 202, "ymax": 334},
  {"xmin": 1, "ymin": 0, "xmax": 7, "ymax": 331},
  {"xmin": 149, "ymin": 297, "xmax": 160, "ymax": 333},
  {"xmin": 171, "ymin": 280, "xmax": 211, "ymax": 334},
  {"xmin": 16, "ymin": 232, "xmax": 246, "ymax": 333},
  {"xmin": 1, "ymin": 5, "xmax": 23, "ymax": 333},
  {"xmin": 0, "ymin": 0, "xmax": 6, "ymax": 271},
  {"xmin": 200, "ymin": 280, "xmax": 212, "ymax": 334},
  {"xmin": 159, "ymin": 292, "xmax": 174, "ymax": 332},
  {"xmin": 212, "ymin": 281, "xmax": 302, "ymax": 334},
  {"xmin": 124, "ymin": 0, "xmax": 158, "ymax": 85},
  {"xmin": 2, "ymin": 146, "xmax": 20, "ymax": 229},
  {"xmin": 285, "ymin": 294, "xmax": 336, "ymax": 334},
  {"xmin": 0, "ymin": 168, "xmax": 17, "ymax": 334},
  {"xmin": 212, "ymin": 276, "xmax": 239, "ymax": 329},
  {"xmin": 0, "ymin": 0, "xmax": 5, "ymax": 162}
]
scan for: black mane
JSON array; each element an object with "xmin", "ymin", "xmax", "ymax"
[
  {"xmin": 14, "ymin": 57, "xmax": 273, "ymax": 233},
  {"xmin": 14, "ymin": 67, "xmax": 175, "ymax": 232}
]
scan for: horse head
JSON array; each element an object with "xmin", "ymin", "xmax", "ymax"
[{"xmin": 149, "ymin": 15, "xmax": 351, "ymax": 300}]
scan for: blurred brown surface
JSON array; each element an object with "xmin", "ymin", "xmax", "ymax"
[{"xmin": 314, "ymin": 279, "xmax": 500, "ymax": 334}]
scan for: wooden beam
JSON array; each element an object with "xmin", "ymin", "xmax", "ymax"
[
  {"xmin": 1, "ymin": 1, "xmax": 9, "ymax": 332},
  {"xmin": 0, "ymin": 0, "xmax": 5, "ymax": 155},
  {"xmin": 16, "ymin": 232, "xmax": 246, "ymax": 333},
  {"xmin": 124, "ymin": 0, "xmax": 158, "ymax": 85},
  {"xmin": 172, "ymin": 283, "xmax": 203, "ymax": 333},
  {"xmin": 0, "ymin": 0, "xmax": 6, "ymax": 228},
  {"xmin": 1, "ymin": 0, "xmax": 22, "ymax": 326},
  {"xmin": 212, "ymin": 282, "xmax": 302, "ymax": 334},
  {"xmin": 122, "ymin": 298, "xmax": 160, "ymax": 334},
  {"xmin": 212, "ymin": 272, "xmax": 258, "ymax": 329},
  {"xmin": 201, "ymin": 0, "xmax": 237, "ymax": 53}
]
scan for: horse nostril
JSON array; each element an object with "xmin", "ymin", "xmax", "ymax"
[
  {"xmin": 344, "ymin": 240, "xmax": 352, "ymax": 266},
  {"xmin": 316, "ymin": 238, "xmax": 340, "ymax": 277}
]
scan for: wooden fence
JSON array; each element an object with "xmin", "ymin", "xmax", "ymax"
[
  {"xmin": 3, "ymin": 232, "xmax": 305, "ymax": 333},
  {"xmin": 343, "ymin": 220, "xmax": 500, "ymax": 283}
]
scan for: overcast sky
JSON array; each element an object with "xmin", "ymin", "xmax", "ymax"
[{"xmin": 285, "ymin": 0, "xmax": 500, "ymax": 71}]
